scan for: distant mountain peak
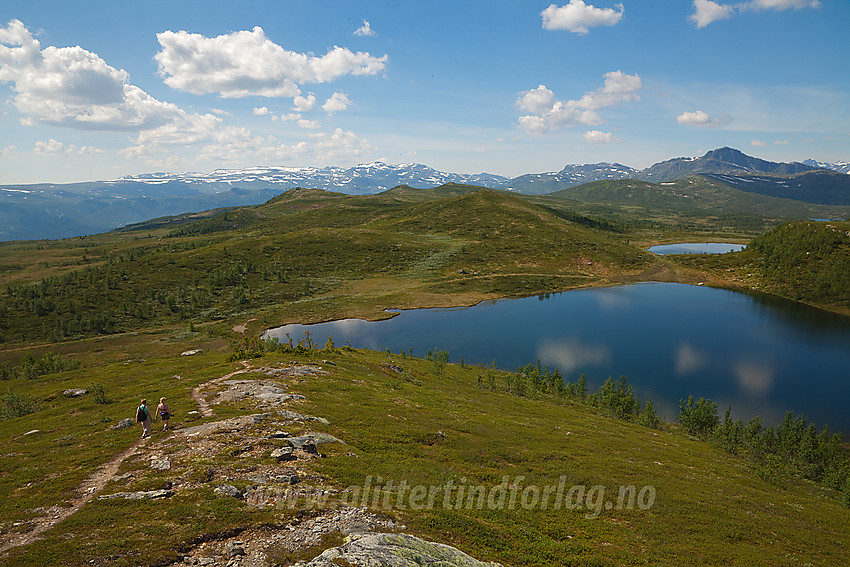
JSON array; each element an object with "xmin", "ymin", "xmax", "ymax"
[
  {"xmin": 802, "ymin": 158, "xmax": 850, "ymax": 175},
  {"xmin": 636, "ymin": 147, "xmax": 817, "ymax": 182}
]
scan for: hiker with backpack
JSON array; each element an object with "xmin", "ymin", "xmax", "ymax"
[{"xmin": 136, "ymin": 399, "xmax": 152, "ymax": 438}]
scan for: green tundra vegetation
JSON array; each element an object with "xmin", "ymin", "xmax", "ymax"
[
  {"xmin": 1, "ymin": 184, "xmax": 849, "ymax": 566},
  {"xmin": 0, "ymin": 339, "xmax": 848, "ymax": 567},
  {"xmin": 0, "ymin": 185, "xmax": 848, "ymax": 347}
]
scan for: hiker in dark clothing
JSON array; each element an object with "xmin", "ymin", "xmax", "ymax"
[{"xmin": 136, "ymin": 399, "xmax": 152, "ymax": 438}]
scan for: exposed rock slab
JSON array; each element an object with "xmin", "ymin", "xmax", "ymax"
[
  {"xmin": 178, "ymin": 414, "xmax": 271, "ymax": 438},
  {"xmin": 299, "ymin": 532, "xmax": 503, "ymax": 566},
  {"xmin": 113, "ymin": 418, "xmax": 134, "ymax": 429},
  {"xmin": 98, "ymin": 489, "xmax": 173, "ymax": 500},
  {"xmin": 213, "ymin": 379, "xmax": 305, "ymax": 406},
  {"xmin": 63, "ymin": 388, "xmax": 88, "ymax": 397}
]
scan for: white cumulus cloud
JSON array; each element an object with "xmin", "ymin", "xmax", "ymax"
[
  {"xmin": 689, "ymin": 0, "xmax": 735, "ymax": 27},
  {"xmin": 293, "ymin": 94, "xmax": 316, "ymax": 112},
  {"xmin": 676, "ymin": 109, "xmax": 730, "ymax": 127},
  {"xmin": 253, "ymin": 106, "xmax": 271, "ymax": 116},
  {"xmin": 677, "ymin": 110, "xmax": 712, "ymax": 126},
  {"xmin": 34, "ymin": 138, "xmax": 102, "ymax": 155},
  {"xmin": 516, "ymin": 71, "xmax": 641, "ymax": 135},
  {"xmin": 749, "ymin": 0, "xmax": 820, "ymax": 9},
  {"xmin": 541, "ymin": 1, "xmax": 624, "ymax": 34},
  {"xmin": 34, "ymin": 138, "xmax": 67, "ymax": 155},
  {"xmin": 583, "ymin": 130, "xmax": 619, "ymax": 144},
  {"xmin": 297, "ymin": 119, "xmax": 321, "ymax": 130},
  {"xmin": 0, "ymin": 19, "xmax": 179, "ymax": 130},
  {"xmin": 322, "ymin": 92, "xmax": 352, "ymax": 115},
  {"xmin": 690, "ymin": 0, "xmax": 820, "ymax": 27},
  {"xmin": 155, "ymin": 26, "xmax": 387, "ymax": 99},
  {"xmin": 354, "ymin": 20, "xmax": 377, "ymax": 37},
  {"xmin": 314, "ymin": 128, "xmax": 374, "ymax": 160}
]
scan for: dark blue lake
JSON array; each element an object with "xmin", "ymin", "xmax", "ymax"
[{"xmin": 265, "ymin": 283, "xmax": 850, "ymax": 435}]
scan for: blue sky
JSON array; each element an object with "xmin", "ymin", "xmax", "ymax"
[{"xmin": 1, "ymin": 0, "xmax": 847, "ymax": 183}]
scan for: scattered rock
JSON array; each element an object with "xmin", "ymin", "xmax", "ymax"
[
  {"xmin": 385, "ymin": 364, "xmax": 404, "ymax": 374},
  {"xmin": 113, "ymin": 419, "xmax": 134, "ymax": 429},
  {"xmin": 214, "ymin": 484, "xmax": 243, "ymax": 499},
  {"xmin": 287, "ymin": 433, "xmax": 345, "ymax": 451},
  {"xmin": 278, "ymin": 409, "xmax": 309, "ymax": 421},
  {"xmin": 63, "ymin": 388, "xmax": 88, "ymax": 398},
  {"xmin": 231, "ymin": 445, "xmax": 253, "ymax": 456},
  {"xmin": 150, "ymin": 457, "xmax": 171, "ymax": 470},
  {"xmin": 268, "ymin": 431, "xmax": 291, "ymax": 439},
  {"xmin": 272, "ymin": 473, "xmax": 301, "ymax": 485},
  {"xmin": 300, "ymin": 532, "xmax": 503, "ymax": 566},
  {"xmin": 226, "ymin": 541, "xmax": 246, "ymax": 558},
  {"xmin": 270, "ymin": 447, "xmax": 296, "ymax": 462},
  {"xmin": 98, "ymin": 489, "xmax": 173, "ymax": 500}
]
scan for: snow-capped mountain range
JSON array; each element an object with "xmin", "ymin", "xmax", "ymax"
[
  {"xmin": 1, "ymin": 148, "xmax": 847, "ymax": 240},
  {"xmin": 112, "ymin": 162, "xmax": 510, "ymax": 195},
  {"xmin": 803, "ymin": 159, "xmax": 850, "ymax": 175}
]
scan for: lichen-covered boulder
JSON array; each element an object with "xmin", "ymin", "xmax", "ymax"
[{"xmin": 299, "ymin": 532, "xmax": 502, "ymax": 566}]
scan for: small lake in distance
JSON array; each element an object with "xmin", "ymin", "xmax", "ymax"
[
  {"xmin": 265, "ymin": 283, "xmax": 850, "ymax": 435},
  {"xmin": 648, "ymin": 242, "xmax": 746, "ymax": 254}
]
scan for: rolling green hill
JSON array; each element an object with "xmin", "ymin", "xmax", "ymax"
[
  {"xmin": 701, "ymin": 169, "xmax": 850, "ymax": 206},
  {"xmin": 0, "ymin": 187, "xmax": 655, "ymax": 346},
  {"xmin": 545, "ymin": 175, "xmax": 850, "ymax": 220}
]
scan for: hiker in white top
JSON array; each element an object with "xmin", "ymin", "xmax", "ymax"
[{"xmin": 156, "ymin": 397, "xmax": 171, "ymax": 431}]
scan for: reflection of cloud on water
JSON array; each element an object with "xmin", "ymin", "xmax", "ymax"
[
  {"xmin": 264, "ymin": 318, "xmax": 371, "ymax": 341},
  {"xmin": 324, "ymin": 318, "xmax": 372, "ymax": 333},
  {"xmin": 537, "ymin": 337, "xmax": 611, "ymax": 374},
  {"xmin": 675, "ymin": 342, "xmax": 708, "ymax": 375},
  {"xmin": 593, "ymin": 288, "xmax": 632, "ymax": 312},
  {"xmin": 733, "ymin": 359, "xmax": 775, "ymax": 395}
]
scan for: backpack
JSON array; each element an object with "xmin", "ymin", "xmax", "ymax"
[{"xmin": 136, "ymin": 405, "xmax": 148, "ymax": 422}]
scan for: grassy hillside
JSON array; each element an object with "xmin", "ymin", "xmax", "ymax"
[
  {"xmin": 671, "ymin": 220, "xmax": 850, "ymax": 312},
  {"xmin": 701, "ymin": 170, "xmax": 850, "ymax": 206},
  {"xmin": 0, "ymin": 340, "xmax": 848, "ymax": 566},
  {"xmin": 546, "ymin": 175, "xmax": 850, "ymax": 221},
  {"xmin": 0, "ymin": 188, "xmax": 656, "ymax": 346}
]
